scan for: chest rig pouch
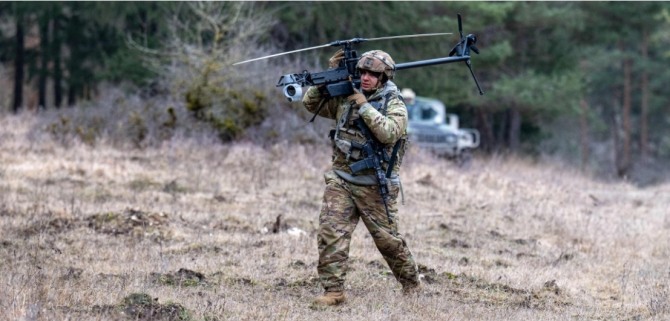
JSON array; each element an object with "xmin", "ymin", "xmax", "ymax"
[{"xmin": 330, "ymin": 92, "xmax": 406, "ymax": 178}]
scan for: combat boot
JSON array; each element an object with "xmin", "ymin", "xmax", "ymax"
[
  {"xmin": 402, "ymin": 280, "xmax": 424, "ymax": 296},
  {"xmin": 313, "ymin": 291, "xmax": 346, "ymax": 306}
]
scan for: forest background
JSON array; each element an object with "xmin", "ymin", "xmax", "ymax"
[
  {"xmin": 3, "ymin": 2, "xmax": 670, "ymax": 320},
  {"xmin": 2, "ymin": 1, "xmax": 670, "ymax": 185}
]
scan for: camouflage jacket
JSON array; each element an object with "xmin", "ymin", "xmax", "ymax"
[{"xmin": 302, "ymin": 81, "xmax": 408, "ymax": 184}]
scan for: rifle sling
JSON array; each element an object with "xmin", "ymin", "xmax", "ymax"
[
  {"xmin": 309, "ymin": 98, "xmax": 327, "ymax": 123},
  {"xmin": 348, "ymin": 91, "xmax": 404, "ymax": 179},
  {"xmin": 385, "ymin": 139, "xmax": 403, "ymax": 179}
]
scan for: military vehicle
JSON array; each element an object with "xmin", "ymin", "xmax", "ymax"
[{"xmin": 403, "ymin": 89, "xmax": 480, "ymax": 165}]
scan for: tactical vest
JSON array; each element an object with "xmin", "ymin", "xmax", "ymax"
[{"xmin": 330, "ymin": 86, "xmax": 408, "ymax": 179}]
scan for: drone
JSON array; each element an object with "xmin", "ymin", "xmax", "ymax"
[{"xmin": 234, "ymin": 14, "xmax": 483, "ymax": 102}]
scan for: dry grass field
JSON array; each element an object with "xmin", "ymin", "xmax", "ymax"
[{"xmin": 1, "ymin": 112, "xmax": 669, "ymax": 321}]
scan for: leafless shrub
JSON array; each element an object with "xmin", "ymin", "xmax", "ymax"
[
  {"xmin": 130, "ymin": 2, "xmax": 293, "ymax": 143},
  {"xmin": 31, "ymin": 86, "xmax": 219, "ymax": 149},
  {"xmin": 21, "ymin": 1, "xmax": 325, "ymax": 149}
]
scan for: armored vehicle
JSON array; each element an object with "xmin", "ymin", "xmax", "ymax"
[{"xmin": 403, "ymin": 90, "xmax": 480, "ymax": 164}]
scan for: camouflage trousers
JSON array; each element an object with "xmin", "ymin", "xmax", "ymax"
[{"xmin": 316, "ymin": 170, "xmax": 419, "ymax": 292}]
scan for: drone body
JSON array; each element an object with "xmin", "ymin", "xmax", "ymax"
[{"xmin": 234, "ymin": 14, "xmax": 483, "ymax": 103}]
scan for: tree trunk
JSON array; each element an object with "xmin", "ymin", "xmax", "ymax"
[
  {"xmin": 609, "ymin": 96, "xmax": 623, "ymax": 178},
  {"xmin": 619, "ymin": 57, "xmax": 632, "ymax": 178},
  {"xmin": 53, "ymin": 16, "xmax": 63, "ymax": 108},
  {"xmin": 507, "ymin": 107, "xmax": 521, "ymax": 152},
  {"xmin": 476, "ymin": 108, "xmax": 495, "ymax": 153},
  {"xmin": 640, "ymin": 29, "xmax": 649, "ymax": 158},
  {"xmin": 12, "ymin": 16, "xmax": 25, "ymax": 113},
  {"xmin": 496, "ymin": 110, "xmax": 507, "ymax": 152},
  {"xmin": 38, "ymin": 15, "xmax": 50, "ymax": 110},
  {"xmin": 68, "ymin": 86, "xmax": 76, "ymax": 106},
  {"xmin": 579, "ymin": 99, "xmax": 590, "ymax": 170}
]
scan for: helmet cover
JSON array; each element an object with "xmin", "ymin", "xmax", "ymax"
[{"xmin": 356, "ymin": 50, "xmax": 395, "ymax": 80}]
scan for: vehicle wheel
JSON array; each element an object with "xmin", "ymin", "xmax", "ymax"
[{"xmin": 456, "ymin": 150, "xmax": 473, "ymax": 168}]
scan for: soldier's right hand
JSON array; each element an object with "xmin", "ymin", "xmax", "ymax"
[
  {"xmin": 347, "ymin": 88, "xmax": 367, "ymax": 108},
  {"xmin": 328, "ymin": 49, "xmax": 345, "ymax": 68}
]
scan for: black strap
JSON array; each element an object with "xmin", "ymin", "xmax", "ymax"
[
  {"xmin": 335, "ymin": 90, "xmax": 405, "ymax": 178},
  {"xmin": 380, "ymin": 91, "xmax": 405, "ymax": 178},
  {"xmin": 309, "ymin": 98, "xmax": 327, "ymax": 123},
  {"xmin": 386, "ymin": 138, "xmax": 404, "ymax": 178}
]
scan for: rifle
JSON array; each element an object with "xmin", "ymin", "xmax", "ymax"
[{"xmin": 348, "ymin": 117, "xmax": 394, "ymax": 224}]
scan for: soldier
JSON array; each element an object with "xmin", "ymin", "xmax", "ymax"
[
  {"xmin": 302, "ymin": 49, "xmax": 421, "ymax": 306},
  {"xmin": 401, "ymin": 88, "xmax": 416, "ymax": 106}
]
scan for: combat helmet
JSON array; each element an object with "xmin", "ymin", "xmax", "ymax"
[{"xmin": 356, "ymin": 50, "xmax": 396, "ymax": 81}]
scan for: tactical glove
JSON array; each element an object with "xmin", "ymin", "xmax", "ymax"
[
  {"xmin": 347, "ymin": 88, "xmax": 367, "ymax": 108},
  {"xmin": 328, "ymin": 49, "xmax": 345, "ymax": 68}
]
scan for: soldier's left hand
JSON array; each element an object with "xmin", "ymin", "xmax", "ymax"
[{"xmin": 328, "ymin": 49, "xmax": 345, "ymax": 68}]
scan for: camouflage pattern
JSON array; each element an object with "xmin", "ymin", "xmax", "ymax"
[
  {"xmin": 303, "ymin": 80, "xmax": 409, "ymax": 178},
  {"xmin": 303, "ymin": 77, "xmax": 419, "ymax": 292},
  {"xmin": 316, "ymin": 170, "xmax": 419, "ymax": 291}
]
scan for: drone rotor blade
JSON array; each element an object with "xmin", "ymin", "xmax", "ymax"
[
  {"xmin": 366, "ymin": 32, "xmax": 452, "ymax": 42},
  {"xmin": 233, "ymin": 43, "xmax": 333, "ymax": 65},
  {"xmin": 233, "ymin": 32, "xmax": 452, "ymax": 66}
]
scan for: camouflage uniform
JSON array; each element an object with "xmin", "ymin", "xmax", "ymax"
[{"xmin": 302, "ymin": 77, "xmax": 420, "ymax": 293}]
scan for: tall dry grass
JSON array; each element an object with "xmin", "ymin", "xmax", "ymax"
[{"xmin": 1, "ymin": 111, "xmax": 670, "ymax": 321}]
